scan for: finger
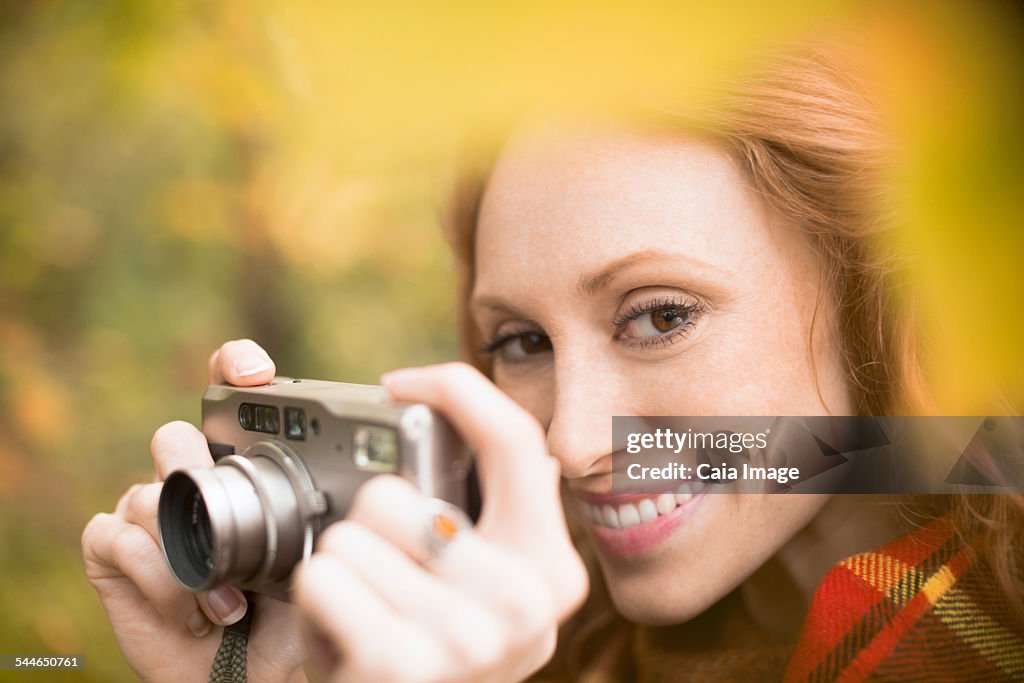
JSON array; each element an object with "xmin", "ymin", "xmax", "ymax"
[
  {"xmin": 344, "ymin": 475, "xmax": 440, "ymax": 562},
  {"xmin": 318, "ymin": 521, "xmax": 507, "ymax": 668},
  {"xmin": 150, "ymin": 420, "xmax": 214, "ymax": 482},
  {"xmin": 82, "ymin": 515, "xmax": 176, "ymax": 628},
  {"xmin": 114, "ymin": 483, "xmax": 143, "ymax": 517},
  {"xmin": 196, "ymin": 585, "xmax": 249, "ymax": 628},
  {"xmin": 208, "ymin": 339, "xmax": 275, "ymax": 386},
  {"xmin": 82, "ymin": 513, "xmax": 210, "ymax": 636},
  {"xmin": 294, "ymin": 553, "xmax": 441, "ymax": 679},
  {"xmin": 380, "ymin": 363, "xmax": 552, "ymax": 491},
  {"xmin": 118, "ymin": 482, "xmax": 162, "ymax": 540},
  {"xmin": 345, "ymin": 476, "xmax": 578, "ymax": 621},
  {"xmin": 108, "ymin": 487, "xmax": 249, "ymax": 629},
  {"xmin": 246, "ymin": 594, "xmax": 306, "ymax": 663},
  {"xmin": 379, "ymin": 364, "xmax": 570, "ymax": 561},
  {"xmin": 433, "ymin": 533, "xmax": 572, "ymax": 628}
]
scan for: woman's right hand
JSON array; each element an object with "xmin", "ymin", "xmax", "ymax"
[{"xmin": 82, "ymin": 340, "xmax": 307, "ymax": 682}]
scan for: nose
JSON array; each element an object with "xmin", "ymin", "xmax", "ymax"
[{"xmin": 544, "ymin": 349, "xmax": 622, "ymax": 479}]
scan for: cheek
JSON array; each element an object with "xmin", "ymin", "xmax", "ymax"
[{"xmin": 649, "ymin": 298, "xmax": 841, "ymax": 415}]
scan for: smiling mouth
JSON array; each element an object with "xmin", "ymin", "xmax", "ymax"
[{"xmin": 582, "ymin": 480, "xmax": 710, "ymax": 530}]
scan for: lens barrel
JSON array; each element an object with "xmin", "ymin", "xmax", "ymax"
[{"xmin": 158, "ymin": 449, "xmax": 306, "ymax": 592}]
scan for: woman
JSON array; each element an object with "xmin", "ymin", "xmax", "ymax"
[{"xmin": 82, "ymin": 46, "xmax": 1024, "ymax": 681}]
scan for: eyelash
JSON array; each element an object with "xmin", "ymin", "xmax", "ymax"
[
  {"xmin": 612, "ymin": 296, "xmax": 704, "ymax": 348},
  {"xmin": 479, "ymin": 329, "xmax": 535, "ymax": 355},
  {"xmin": 479, "ymin": 295, "xmax": 705, "ymax": 356}
]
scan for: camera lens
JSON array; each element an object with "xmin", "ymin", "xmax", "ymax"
[
  {"xmin": 186, "ymin": 489, "xmax": 214, "ymax": 572},
  {"xmin": 158, "ymin": 473, "xmax": 224, "ymax": 590},
  {"xmin": 158, "ymin": 450, "xmax": 304, "ymax": 591}
]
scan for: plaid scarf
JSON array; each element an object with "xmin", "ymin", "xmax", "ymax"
[{"xmin": 784, "ymin": 517, "xmax": 1024, "ymax": 682}]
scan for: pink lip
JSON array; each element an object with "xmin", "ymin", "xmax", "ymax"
[{"xmin": 585, "ymin": 489, "xmax": 708, "ymax": 557}]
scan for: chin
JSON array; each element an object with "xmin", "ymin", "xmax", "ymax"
[{"xmin": 598, "ymin": 557, "xmax": 726, "ymax": 626}]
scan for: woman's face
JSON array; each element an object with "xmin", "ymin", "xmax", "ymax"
[{"xmin": 470, "ymin": 127, "xmax": 853, "ymax": 624}]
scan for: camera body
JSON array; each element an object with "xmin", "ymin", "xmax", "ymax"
[{"xmin": 158, "ymin": 378, "xmax": 474, "ymax": 600}]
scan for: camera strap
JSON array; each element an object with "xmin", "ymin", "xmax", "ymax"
[{"xmin": 208, "ymin": 595, "xmax": 255, "ymax": 683}]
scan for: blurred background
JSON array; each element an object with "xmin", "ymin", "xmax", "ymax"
[{"xmin": 0, "ymin": 1, "xmax": 1021, "ymax": 680}]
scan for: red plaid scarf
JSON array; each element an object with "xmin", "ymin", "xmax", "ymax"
[{"xmin": 784, "ymin": 517, "xmax": 1024, "ymax": 682}]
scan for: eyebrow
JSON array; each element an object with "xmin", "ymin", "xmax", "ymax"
[
  {"xmin": 471, "ymin": 249, "xmax": 722, "ymax": 317},
  {"xmin": 469, "ymin": 296, "xmax": 535, "ymax": 322},
  {"xmin": 575, "ymin": 249, "xmax": 719, "ymax": 297}
]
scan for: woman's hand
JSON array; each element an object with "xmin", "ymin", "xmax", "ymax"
[
  {"xmin": 294, "ymin": 362, "xmax": 589, "ymax": 683},
  {"xmin": 82, "ymin": 340, "xmax": 306, "ymax": 682}
]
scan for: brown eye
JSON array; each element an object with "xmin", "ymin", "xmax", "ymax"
[
  {"xmin": 519, "ymin": 333, "xmax": 552, "ymax": 354},
  {"xmin": 616, "ymin": 300, "xmax": 702, "ymax": 344},
  {"xmin": 487, "ymin": 331, "xmax": 553, "ymax": 363},
  {"xmin": 652, "ymin": 308, "xmax": 683, "ymax": 332}
]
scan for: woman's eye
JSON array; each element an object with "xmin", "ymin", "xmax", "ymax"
[
  {"xmin": 486, "ymin": 332, "xmax": 552, "ymax": 362},
  {"xmin": 615, "ymin": 300, "xmax": 702, "ymax": 346},
  {"xmin": 627, "ymin": 307, "xmax": 688, "ymax": 336},
  {"xmin": 518, "ymin": 333, "xmax": 552, "ymax": 354},
  {"xmin": 651, "ymin": 308, "xmax": 687, "ymax": 332}
]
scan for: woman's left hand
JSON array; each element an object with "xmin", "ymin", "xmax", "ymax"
[{"xmin": 293, "ymin": 362, "xmax": 588, "ymax": 682}]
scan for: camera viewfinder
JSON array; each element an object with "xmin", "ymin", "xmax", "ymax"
[
  {"xmin": 353, "ymin": 425, "xmax": 399, "ymax": 472},
  {"xmin": 284, "ymin": 407, "xmax": 306, "ymax": 441},
  {"xmin": 239, "ymin": 403, "xmax": 280, "ymax": 434},
  {"xmin": 238, "ymin": 404, "xmax": 254, "ymax": 430}
]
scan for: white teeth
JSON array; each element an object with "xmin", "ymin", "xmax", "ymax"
[
  {"xmin": 675, "ymin": 483, "xmax": 693, "ymax": 504},
  {"xmin": 618, "ymin": 503, "xmax": 641, "ymax": 529},
  {"xmin": 638, "ymin": 498, "xmax": 658, "ymax": 523},
  {"xmin": 602, "ymin": 505, "xmax": 621, "ymax": 529},
  {"xmin": 656, "ymin": 492, "xmax": 677, "ymax": 515},
  {"xmin": 586, "ymin": 486, "xmax": 702, "ymax": 529}
]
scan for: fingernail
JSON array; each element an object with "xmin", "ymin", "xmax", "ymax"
[
  {"xmin": 235, "ymin": 354, "xmax": 272, "ymax": 377},
  {"xmin": 187, "ymin": 610, "xmax": 212, "ymax": 638},
  {"xmin": 208, "ymin": 585, "xmax": 247, "ymax": 625}
]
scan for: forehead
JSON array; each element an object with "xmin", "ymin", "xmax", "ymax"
[{"xmin": 474, "ymin": 127, "xmax": 782, "ymax": 298}]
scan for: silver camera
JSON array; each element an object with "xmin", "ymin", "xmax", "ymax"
[{"xmin": 157, "ymin": 378, "xmax": 475, "ymax": 599}]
